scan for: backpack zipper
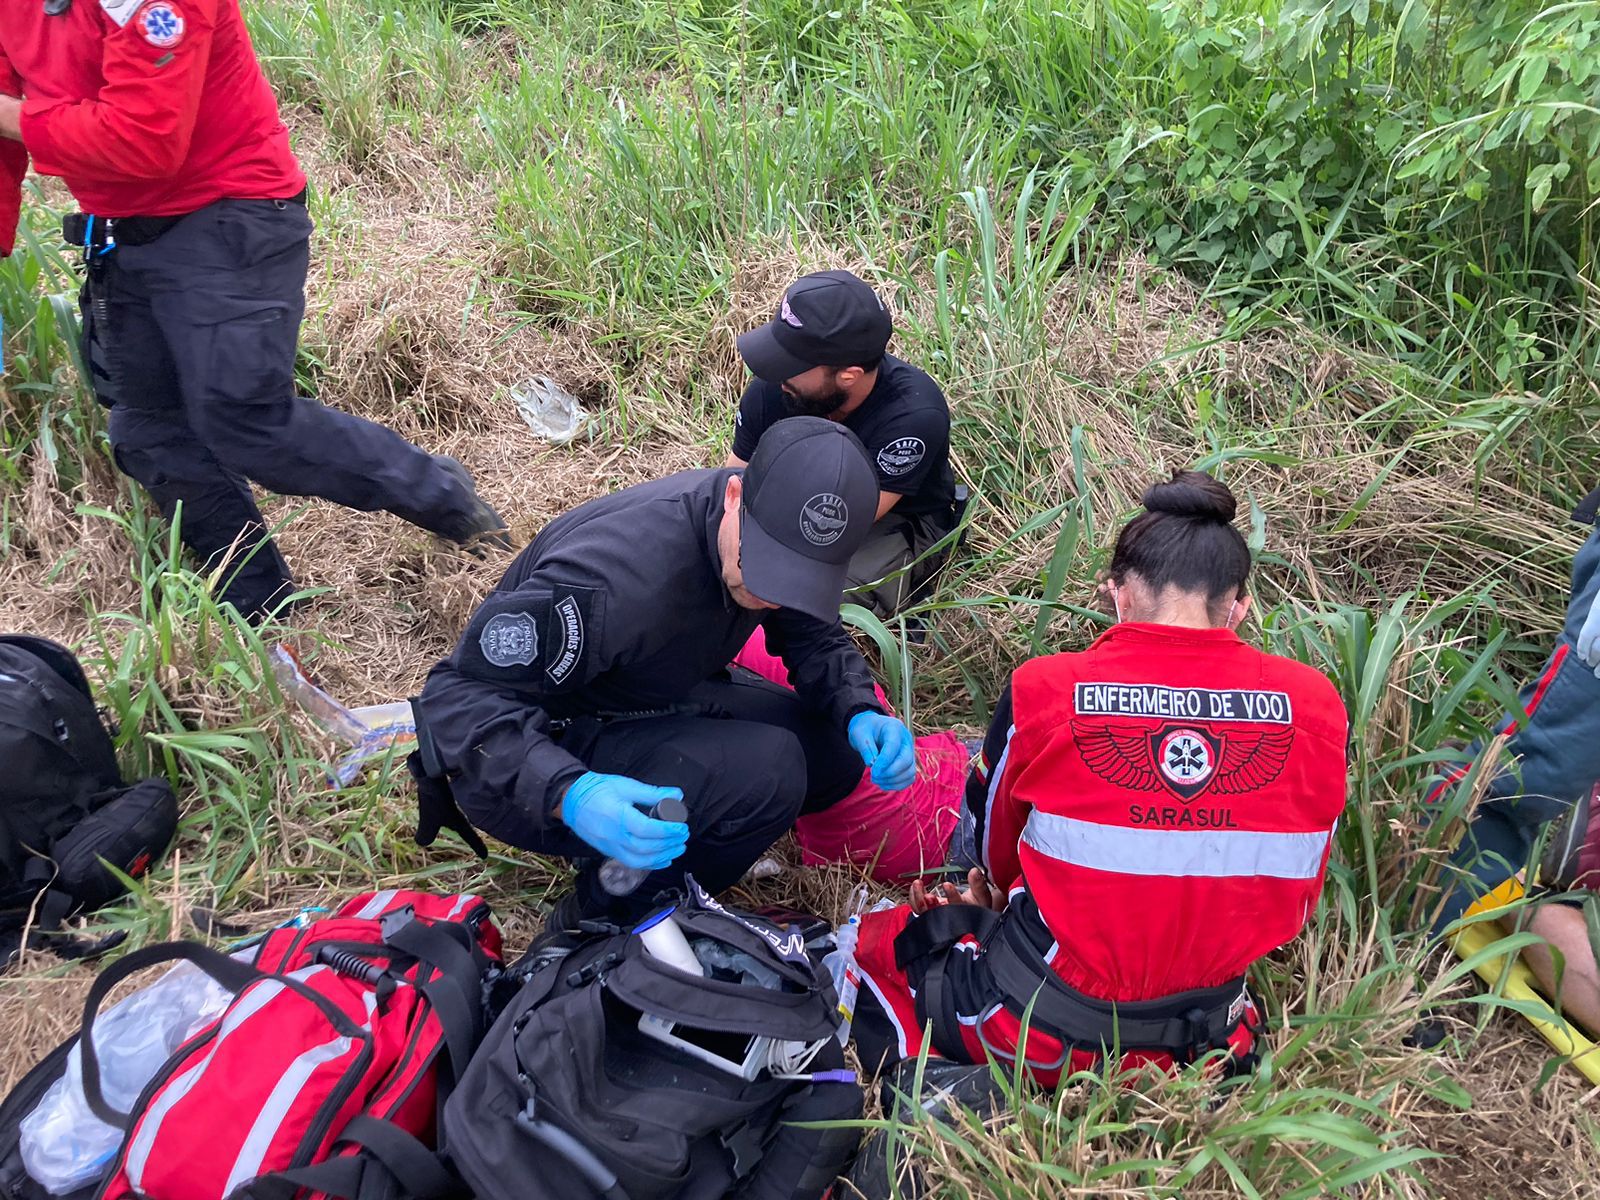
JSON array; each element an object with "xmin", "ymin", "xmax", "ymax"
[{"xmin": 0, "ymin": 670, "xmax": 75, "ymax": 744}]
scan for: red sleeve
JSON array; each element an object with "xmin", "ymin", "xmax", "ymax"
[
  {"xmin": 985, "ymin": 744, "xmax": 1027, "ymax": 892},
  {"xmin": 20, "ymin": 0, "xmax": 215, "ymax": 183},
  {"xmin": 972, "ymin": 681, "xmax": 1028, "ymax": 892},
  {"xmin": 0, "ymin": 47, "xmax": 27, "ymax": 257}
]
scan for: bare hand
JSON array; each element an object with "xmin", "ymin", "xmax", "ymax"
[
  {"xmin": 0, "ymin": 95, "xmax": 21, "ymax": 142},
  {"xmin": 909, "ymin": 867, "xmax": 1007, "ymax": 915}
]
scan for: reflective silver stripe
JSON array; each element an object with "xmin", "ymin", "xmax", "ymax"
[
  {"xmin": 352, "ymin": 889, "xmax": 398, "ymax": 919},
  {"xmin": 446, "ymin": 893, "xmax": 478, "ymax": 920},
  {"xmin": 980, "ymin": 725, "xmax": 1016, "ymax": 874},
  {"xmin": 221, "ymin": 989, "xmax": 375, "ymax": 1195},
  {"xmin": 858, "ymin": 970, "xmax": 909, "ymax": 1060},
  {"xmin": 1022, "ymin": 811, "xmax": 1330, "ymax": 880},
  {"xmin": 125, "ymin": 980, "xmax": 286, "ymax": 1190}
]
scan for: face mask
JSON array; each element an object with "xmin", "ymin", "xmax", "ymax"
[
  {"xmin": 1226, "ymin": 599, "xmax": 1240, "ymax": 628},
  {"xmin": 1112, "ymin": 586, "xmax": 1123, "ymax": 624}
]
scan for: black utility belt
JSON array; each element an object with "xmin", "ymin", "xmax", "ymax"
[
  {"xmin": 62, "ymin": 189, "xmax": 309, "ymax": 250},
  {"xmin": 896, "ymin": 899, "xmax": 1251, "ymax": 1057}
]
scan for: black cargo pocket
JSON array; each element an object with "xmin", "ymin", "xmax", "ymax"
[
  {"xmin": 214, "ymin": 201, "xmax": 312, "ymax": 270},
  {"xmin": 194, "ymin": 300, "xmax": 297, "ymax": 425}
]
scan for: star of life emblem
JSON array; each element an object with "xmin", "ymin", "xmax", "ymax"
[
  {"xmin": 1157, "ymin": 728, "xmax": 1215, "ymax": 790},
  {"xmin": 139, "ymin": 2, "xmax": 185, "ymax": 46}
]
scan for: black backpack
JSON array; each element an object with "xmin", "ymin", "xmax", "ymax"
[
  {"xmin": 444, "ymin": 883, "xmax": 863, "ymax": 1200},
  {"xmin": 0, "ymin": 635, "xmax": 178, "ymax": 966}
]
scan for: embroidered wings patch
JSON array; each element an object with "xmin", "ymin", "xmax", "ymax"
[{"xmin": 1074, "ymin": 722, "xmax": 1295, "ymax": 802}]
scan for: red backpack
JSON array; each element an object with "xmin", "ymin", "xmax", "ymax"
[{"xmin": 78, "ymin": 890, "xmax": 502, "ymax": 1200}]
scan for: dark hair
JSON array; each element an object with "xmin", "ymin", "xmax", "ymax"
[
  {"xmin": 837, "ymin": 355, "xmax": 884, "ymax": 374},
  {"xmin": 1108, "ymin": 470, "xmax": 1251, "ymax": 613}
]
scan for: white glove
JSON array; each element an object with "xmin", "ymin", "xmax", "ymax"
[{"xmin": 1578, "ymin": 588, "xmax": 1600, "ymax": 676}]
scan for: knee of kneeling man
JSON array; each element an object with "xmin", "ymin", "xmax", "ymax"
[{"xmin": 726, "ymin": 726, "xmax": 808, "ymax": 811}]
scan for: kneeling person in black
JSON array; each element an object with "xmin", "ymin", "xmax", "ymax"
[
  {"xmin": 730, "ymin": 270, "xmax": 957, "ymax": 618},
  {"xmin": 411, "ymin": 418, "xmax": 917, "ymax": 924}
]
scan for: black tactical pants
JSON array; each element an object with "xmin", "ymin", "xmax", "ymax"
[
  {"xmin": 475, "ymin": 669, "xmax": 864, "ymax": 922},
  {"xmin": 78, "ymin": 196, "xmax": 481, "ymax": 617}
]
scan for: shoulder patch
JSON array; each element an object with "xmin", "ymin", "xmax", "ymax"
[
  {"xmin": 545, "ymin": 589, "xmax": 591, "ymax": 685},
  {"xmin": 136, "ymin": 1, "xmax": 185, "ymax": 46},
  {"xmin": 480, "ymin": 611, "xmax": 539, "ymax": 668},
  {"xmin": 876, "ymin": 435, "xmax": 926, "ymax": 477},
  {"xmin": 100, "ymin": 0, "xmax": 143, "ymax": 27},
  {"xmin": 458, "ymin": 584, "xmax": 602, "ymax": 691}
]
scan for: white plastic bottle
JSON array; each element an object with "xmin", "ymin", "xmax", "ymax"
[
  {"xmin": 633, "ymin": 905, "xmax": 703, "ymax": 976},
  {"xmin": 598, "ymin": 797, "xmax": 689, "ymax": 896}
]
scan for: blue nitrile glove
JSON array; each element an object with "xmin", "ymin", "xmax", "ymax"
[
  {"xmin": 847, "ymin": 711, "xmax": 917, "ymax": 791},
  {"xmin": 559, "ymin": 772, "xmax": 689, "ymax": 870},
  {"xmin": 1579, "ymin": 590, "xmax": 1600, "ymax": 677}
]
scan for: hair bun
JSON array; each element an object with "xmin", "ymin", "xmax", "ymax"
[{"xmin": 1141, "ymin": 470, "xmax": 1237, "ymax": 524}]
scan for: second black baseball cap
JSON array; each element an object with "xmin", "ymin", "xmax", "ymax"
[
  {"xmin": 739, "ymin": 417, "xmax": 878, "ymax": 620},
  {"xmin": 737, "ymin": 270, "xmax": 893, "ymax": 383}
]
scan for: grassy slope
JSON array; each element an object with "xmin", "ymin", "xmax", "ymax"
[{"xmin": 3, "ymin": 0, "xmax": 1600, "ymax": 1194}]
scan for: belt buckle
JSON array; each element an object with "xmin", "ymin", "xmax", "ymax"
[{"xmin": 68, "ymin": 214, "xmax": 115, "ymax": 262}]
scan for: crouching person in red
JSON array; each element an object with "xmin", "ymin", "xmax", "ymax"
[{"xmin": 852, "ymin": 470, "xmax": 1349, "ymax": 1085}]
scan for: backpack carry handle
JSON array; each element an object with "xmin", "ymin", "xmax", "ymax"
[
  {"xmin": 245, "ymin": 1115, "xmax": 462, "ymax": 1200},
  {"xmin": 78, "ymin": 940, "xmax": 269, "ymax": 1127}
]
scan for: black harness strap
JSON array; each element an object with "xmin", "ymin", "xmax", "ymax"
[
  {"xmin": 384, "ymin": 917, "xmax": 485, "ymax": 1077},
  {"xmin": 250, "ymin": 1115, "xmax": 461, "ymax": 1200},
  {"xmin": 983, "ymin": 916, "xmax": 1245, "ymax": 1052},
  {"xmin": 892, "ymin": 903, "xmax": 1000, "ymax": 970},
  {"xmin": 917, "ymin": 949, "xmax": 975, "ymax": 1064},
  {"xmin": 893, "ymin": 899, "xmax": 1249, "ymax": 1059},
  {"xmin": 78, "ymin": 941, "xmax": 271, "ymax": 1126},
  {"xmin": 893, "ymin": 904, "xmax": 1001, "ymax": 1063}
]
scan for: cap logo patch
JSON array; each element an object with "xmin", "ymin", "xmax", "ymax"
[
  {"xmin": 138, "ymin": 1, "xmax": 185, "ymax": 46},
  {"xmin": 799, "ymin": 492, "xmax": 849, "ymax": 546},
  {"xmin": 876, "ymin": 436, "xmax": 926, "ymax": 477},
  {"xmin": 779, "ymin": 296, "xmax": 804, "ymax": 328},
  {"xmin": 480, "ymin": 611, "xmax": 539, "ymax": 668}
]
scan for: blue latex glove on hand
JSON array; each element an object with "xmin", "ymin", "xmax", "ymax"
[
  {"xmin": 559, "ymin": 772, "xmax": 689, "ymax": 870},
  {"xmin": 1579, "ymin": 589, "xmax": 1600, "ymax": 677},
  {"xmin": 848, "ymin": 711, "xmax": 917, "ymax": 791}
]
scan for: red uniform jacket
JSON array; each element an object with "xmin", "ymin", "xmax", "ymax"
[
  {"xmin": 983, "ymin": 622, "xmax": 1349, "ymax": 999},
  {"xmin": 0, "ymin": 0, "xmax": 304, "ymax": 255},
  {"xmin": 856, "ymin": 623, "xmax": 1348, "ymax": 1079}
]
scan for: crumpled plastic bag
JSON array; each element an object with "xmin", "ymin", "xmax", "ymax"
[
  {"xmin": 20, "ymin": 962, "xmax": 235, "ymax": 1193},
  {"xmin": 270, "ymin": 646, "xmax": 417, "ymax": 788}
]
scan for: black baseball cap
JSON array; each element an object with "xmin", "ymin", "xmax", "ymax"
[
  {"xmin": 739, "ymin": 417, "xmax": 878, "ymax": 620},
  {"xmin": 737, "ymin": 270, "xmax": 893, "ymax": 383}
]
